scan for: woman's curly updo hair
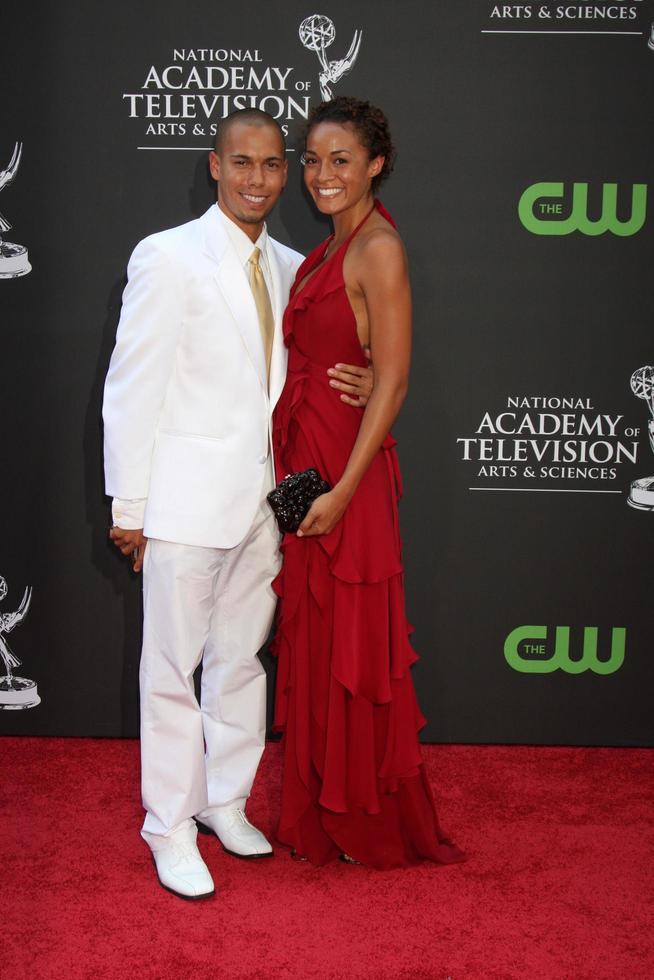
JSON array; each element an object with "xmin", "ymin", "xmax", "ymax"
[{"xmin": 305, "ymin": 96, "xmax": 396, "ymax": 193}]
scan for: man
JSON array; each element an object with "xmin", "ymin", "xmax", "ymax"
[{"xmin": 103, "ymin": 109, "xmax": 371, "ymax": 900}]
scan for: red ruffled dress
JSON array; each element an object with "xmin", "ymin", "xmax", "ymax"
[{"xmin": 271, "ymin": 201, "xmax": 465, "ymax": 869}]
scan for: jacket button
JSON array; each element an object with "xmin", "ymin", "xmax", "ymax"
[{"xmin": 258, "ymin": 455, "xmax": 267, "ymax": 464}]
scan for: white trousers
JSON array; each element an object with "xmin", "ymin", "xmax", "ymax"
[{"xmin": 140, "ymin": 469, "xmax": 280, "ymax": 838}]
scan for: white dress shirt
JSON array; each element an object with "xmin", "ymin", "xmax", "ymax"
[
  {"xmin": 112, "ymin": 205, "xmax": 276, "ymax": 531},
  {"xmin": 219, "ymin": 205, "xmax": 275, "ymax": 303}
]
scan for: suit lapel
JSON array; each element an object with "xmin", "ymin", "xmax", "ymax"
[
  {"xmin": 201, "ymin": 205, "xmax": 267, "ymax": 392},
  {"xmin": 268, "ymin": 243, "xmax": 290, "ymax": 410},
  {"xmin": 216, "ymin": 251, "xmax": 267, "ymax": 391}
]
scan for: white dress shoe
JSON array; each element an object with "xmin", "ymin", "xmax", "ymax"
[
  {"xmin": 195, "ymin": 806, "xmax": 273, "ymax": 859},
  {"xmin": 146, "ymin": 825, "xmax": 215, "ymax": 900}
]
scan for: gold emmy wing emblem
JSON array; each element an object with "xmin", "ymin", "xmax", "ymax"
[
  {"xmin": 0, "ymin": 142, "xmax": 31, "ymax": 279},
  {"xmin": 298, "ymin": 15, "xmax": 362, "ymax": 101},
  {"xmin": 0, "ymin": 578, "xmax": 39, "ymax": 709},
  {"xmin": 628, "ymin": 366, "xmax": 654, "ymax": 511}
]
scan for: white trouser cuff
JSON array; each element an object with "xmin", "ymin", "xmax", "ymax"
[
  {"xmin": 141, "ymin": 819, "xmax": 197, "ymax": 849},
  {"xmin": 196, "ymin": 798, "xmax": 247, "ymax": 820}
]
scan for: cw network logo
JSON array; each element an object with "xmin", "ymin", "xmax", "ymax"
[
  {"xmin": 518, "ymin": 182, "xmax": 647, "ymax": 236},
  {"xmin": 504, "ymin": 625, "xmax": 625, "ymax": 675}
]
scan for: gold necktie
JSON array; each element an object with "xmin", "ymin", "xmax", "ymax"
[{"xmin": 248, "ymin": 247, "xmax": 274, "ymax": 387}]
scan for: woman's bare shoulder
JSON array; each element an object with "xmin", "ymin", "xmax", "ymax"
[{"xmin": 351, "ymin": 217, "xmax": 406, "ymax": 268}]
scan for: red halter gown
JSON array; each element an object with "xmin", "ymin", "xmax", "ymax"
[{"xmin": 271, "ymin": 201, "xmax": 465, "ymax": 869}]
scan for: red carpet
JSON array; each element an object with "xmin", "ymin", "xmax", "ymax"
[{"xmin": 3, "ymin": 738, "xmax": 653, "ymax": 979}]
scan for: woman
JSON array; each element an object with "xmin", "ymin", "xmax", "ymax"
[{"xmin": 271, "ymin": 97, "xmax": 464, "ymax": 869}]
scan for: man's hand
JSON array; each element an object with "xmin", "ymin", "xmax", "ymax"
[
  {"xmin": 327, "ymin": 347, "xmax": 373, "ymax": 407},
  {"xmin": 109, "ymin": 527, "xmax": 148, "ymax": 573}
]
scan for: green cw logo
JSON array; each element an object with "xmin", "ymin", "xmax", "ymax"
[
  {"xmin": 504, "ymin": 625, "xmax": 625, "ymax": 675},
  {"xmin": 518, "ymin": 182, "xmax": 647, "ymax": 236}
]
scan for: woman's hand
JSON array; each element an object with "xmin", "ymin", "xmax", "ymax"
[{"xmin": 297, "ymin": 489, "xmax": 349, "ymax": 537}]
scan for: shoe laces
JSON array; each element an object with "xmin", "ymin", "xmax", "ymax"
[{"xmin": 169, "ymin": 840, "xmax": 200, "ymax": 867}]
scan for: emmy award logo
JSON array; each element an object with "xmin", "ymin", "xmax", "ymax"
[
  {"xmin": 0, "ymin": 577, "xmax": 39, "ymax": 710},
  {"xmin": 648, "ymin": 23, "xmax": 654, "ymax": 51},
  {"xmin": 298, "ymin": 15, "xmax": 362, "ymax": 101},
  {"xmin": 628, "ymin": 366, "xmax": 654, "ymax": 511},
  {"xmin": 0, "ymin": 142, "xmax": 31, "ymax": 280}
]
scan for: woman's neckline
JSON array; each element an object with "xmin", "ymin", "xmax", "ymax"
[{"xmin": 292, "ymin": 201, "xmax": 378, "ymax": 302}]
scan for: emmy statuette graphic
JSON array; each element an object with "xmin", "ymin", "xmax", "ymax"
[
  {"xmin": 628, "ymin": 366, "xmax": 654, "ymax": 511},
  {"xmin": 0, "ymin": 142, "xmax": 31, "ymax": 279},
  {"xmin": 648, "ymin": 22, "xmax": 654, "ymax": 51},
  {"xmin": 0, "ymin": 577, "xmax": 39, "ymax": 709},
  {"xmin": 299, "ymin": 15, "xmax": 362, "ymax": 101}
]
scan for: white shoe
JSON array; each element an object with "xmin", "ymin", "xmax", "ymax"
[
  {"xmin": 145, "ymin": 824, "xmax": 215, "ymax": 900},
  {"xmin": 195, "ymin": 806, "xmax": 273, "ymax": 859}
]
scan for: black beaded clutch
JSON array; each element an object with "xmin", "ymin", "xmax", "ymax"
[{"xmin": 267, "ymin": 467, "xmax": 331, "ymax": 534}]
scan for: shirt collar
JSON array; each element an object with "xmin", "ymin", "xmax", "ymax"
[{"xmin": 216, "ymin": 203, "xmax": 269, "ymax": 268}]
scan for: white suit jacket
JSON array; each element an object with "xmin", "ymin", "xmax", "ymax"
[{"xmin": 103, "ymin": 204, "xmax": 303, "ymax": 548}]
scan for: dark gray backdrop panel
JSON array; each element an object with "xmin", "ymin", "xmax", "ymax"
[{"xmin": 1, "ymin": 1, "xmax": 652, "ymax": 743}]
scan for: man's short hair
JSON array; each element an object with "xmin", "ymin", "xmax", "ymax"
[{"xmin": 214, "ymin": 109, "xmax": 286, "ymax": 155}]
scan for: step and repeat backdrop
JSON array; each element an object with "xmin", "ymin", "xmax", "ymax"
[{"xmin": 1, "ymin": 1, "xmax": 653, "ymax": 743}]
